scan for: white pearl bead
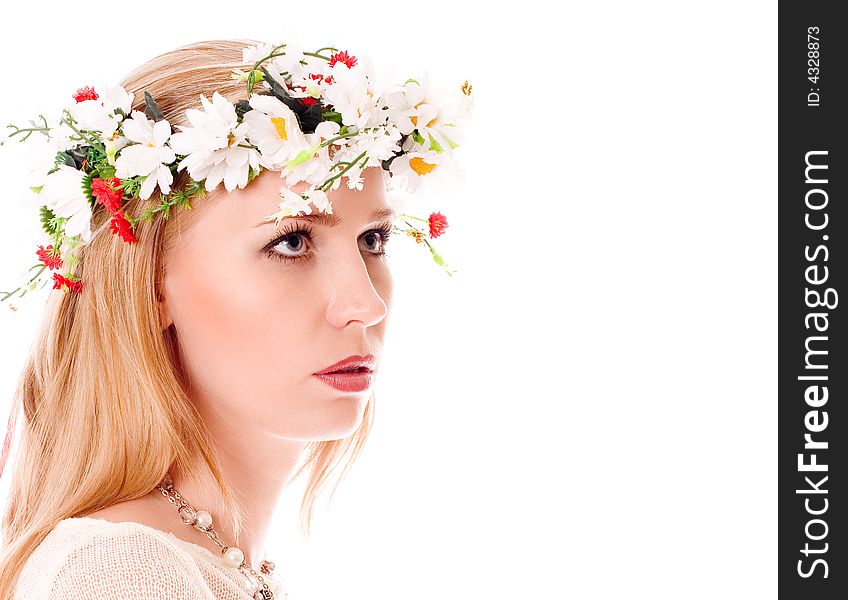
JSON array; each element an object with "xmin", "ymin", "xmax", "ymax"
[
  {"xmin": 194, "ymin": 510, "xmax": 212, "ymax": 530},
  {"xmin": 224, "ymin": 546, "xmax": 245, "ymax": 568}
]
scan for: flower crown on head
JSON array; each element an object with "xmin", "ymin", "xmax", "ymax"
[{"xmin": 0, "ymin": 41, "xmax": 473, "ymax": 306}]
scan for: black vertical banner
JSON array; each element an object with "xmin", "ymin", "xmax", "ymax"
[{"xmin": 779, "ymin": 4, "xmax": 847, "ymax": 598}]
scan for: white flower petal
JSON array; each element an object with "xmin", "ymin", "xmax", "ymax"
[
  {"xmin": 140, "ymin": 172, "xmax": 158, "ymax": 200},
  {"xmin": 152, "ymin": 119, "xmax": 173, "ymax": 146}
]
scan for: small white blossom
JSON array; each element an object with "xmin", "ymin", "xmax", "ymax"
[{"xmin": 114, "ymin": 110, "xmax": 177, "ymax": 199}]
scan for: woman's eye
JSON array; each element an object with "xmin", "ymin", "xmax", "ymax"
[
  {"xmin": 360, "ymin": 230, "xmax": 386, "ymax": 254},
  {"xmin": 266, "ymin": 232, "xmax": 311, "ymax": 262},
  {"xmin": 264, "ymin": 222, "xmax": 394, "ymax": 263}
]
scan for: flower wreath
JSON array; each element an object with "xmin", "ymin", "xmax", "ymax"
[{"xmin": 0, "ymin": 41, "xmax": 473, "ymax": 305}]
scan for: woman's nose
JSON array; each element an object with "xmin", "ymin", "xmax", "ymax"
[{"xmin": 323, "ymin": 252, "xmax": 389, "ymax": 329}]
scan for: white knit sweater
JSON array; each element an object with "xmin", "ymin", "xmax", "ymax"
[{"xmin": 13, "ymin": 517, "xmax": 287, "ymax": 599}]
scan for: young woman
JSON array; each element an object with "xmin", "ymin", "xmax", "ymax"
[{"xmin": 0, "ymin": 38, "xmax": 471, "ymax": 598}]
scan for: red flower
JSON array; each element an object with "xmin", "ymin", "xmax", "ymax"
[
  {"xmin": 36, "ymin": 244, "xmax": 63, "ymax": 270},
  {"xmin": 428, "ymin": 212, "xmax": 449, "ymax": 238},
  {"xmin": 73, "ymin": 86, "xmax": 99, "ymax": 103},
  {"xmin": 52, "ymin": 272, "xmax": 83, "ymax": 294},
  {"xmin": 328, "ymin": 50, "xmax": 357, "ymax": 69},
  {"xmin": 90, "ymin": 177, "xmax": 124, "ymax": 215},
  {"xmin": 109, "ymin": 212, "xmax": 138, "ymax": 243},
  {"xmin": 301, "ymin": 97, "xmax": 318, "ymax": 107},
  {"xmin": 307, "ymin": 73, "xmax": 333, "ymax": 85}
]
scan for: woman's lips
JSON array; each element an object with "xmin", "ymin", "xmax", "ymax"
[{"xmin": 313, "ymin": 370, "xmax": 374, "ymax": 392}]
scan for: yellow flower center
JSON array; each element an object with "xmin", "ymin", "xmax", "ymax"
[
  {"xmin": 409, "ymin": 157, "xmax": 437, "ymax": 175},
  {"xmin": 271, "ymin": 117, "xmax": 288, "ymax": 141},
  {"xmin": 410, "ymin": 109, "xmax": 437, "ymax": 129},
  {"xmin": 227, "ymin": 132, "xmax": 237, "ymax": 147}
]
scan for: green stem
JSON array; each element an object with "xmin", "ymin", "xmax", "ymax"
[
  {"xmin": 5, "ymin": 114, "xmax": 50, "ymax": 141},
  {"xmin": 60, "ymin": 110, "xmax": 99, "ymax": 147},
  {"xmin": 302, "ymin": 51, "xmax": 332, "ymax": 61},
  {"xmin": 2, "ymin": 263, "xmax": 48, "ymax": 301},
  {"xmin": 319, "ymin": 130, "xmax": 360, "ymax": 147},
  {"xmin": 398, "ymin": 213, "xmax": 429, "ymax": 223},
  {"xmin": 319, "ymin": 151, "xmax": 367, "ymax": 192}
]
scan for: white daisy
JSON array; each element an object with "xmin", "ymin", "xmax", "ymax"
[
  {"xmin": 21, "ymin": 135, "xmax": 64, "ymax": 194},
  {"xmin": 37, "ymin": 164, "xmax": 93, "ymax": 242},
  {"xmin": 245, "ymin": 42, "xmax": 307, "ymax": 89},
  {"xmin": 242, "ymin": 42, "xmax": 277, "ymax": 65},
  {"xmin": 168, "ymin": 91, "xmax": 261, "ymax": 192},
  {"xmin": 42, "ymin": 114, "xmax": 79, "ymax": 152},
  {"xmin": 388, "ymin": 150, "xmax": 462, "ymax": 194},
  {"xmin": 266, "ymin": 43, "xmax": 305, "ymax": 80},
  {"xmin": 114, "ymin": 110, "xmax": 177, "ymax": 200},
  {"xmin": 242, "ymin": 95, "xmax": 310, "ymax": 169},
  {"xmin": 384, "ymin": 76, "xmax": 461, "ymax": 154},
  {"xmin": 321, "ymin": 59, "xmax": 380, "ymax": 131},
  {"xmin": 67, "ymin": 83, "xmax": 134, "ymax": 138}
]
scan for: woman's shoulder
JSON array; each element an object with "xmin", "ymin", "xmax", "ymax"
[{"xmin": 14, "ymin": 517, "xmax": 217, "ymax": 599}]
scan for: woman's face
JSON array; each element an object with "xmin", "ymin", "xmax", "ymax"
[{"xmin": 159, "ymin": 166, "xmax": 394, "ymax": 441}]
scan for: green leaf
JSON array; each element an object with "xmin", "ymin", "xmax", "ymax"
[
  {"xmin": 57, "ymin": 150, "xmax": 76, "ymax": 168},
  {"xmin": 39, "ymin": 206, "xmax": 59, "ymax": 236},
  {"xmin": 287, "ymin": 146, "xmax": 318, "ymax": 169},
  {"xmin": 428, "ymin": 133, "xmax": 444, "ymax": 153},
  {"xmin": 429, "ymin": 245, "xmax": 445, "ymax": 266},
  {"xmin": 144, "ymin": 91, "xmax": 165, "ymax": 122},
  {"xmin": 81, "ymin": 173, "xmax": 96, "ymax": 210},
  {"xmin": 235, "ymin": 99, "xmax": 252, "ymax": 119},
  {"xmin": 99, "ymin": 164, "xmax": 116, "ymax": 179}
]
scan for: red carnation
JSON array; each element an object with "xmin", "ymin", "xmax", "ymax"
[
  {"xmin": 428, "ymin": 212, "xmax": 449, "ymax": 238},
  {"xmin": 109, "ymin": 212, "xmax": 138, "ymax": 244},
  {"xmin": 36, "ymin": 244, "xmax": 63, "ymax": 270},
  {"xmin": 328, "ymin": 50, "xmax": 357, "ymax": 69},
  {"xmin": 307, "ymin": 73, "xmax": 333, "ymax": 85},
  {"xmin": 90, "ymin": 177, "xmax": 124, "ymax": 215},
  {"xmin": 52, "ymin": 272, "xmax": 83, "ymax": 294},
  {"xmin": 73, "ymin": 86, "xmax": 99, "ymax": 103}
]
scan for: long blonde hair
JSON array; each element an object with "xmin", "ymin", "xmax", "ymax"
[{"xmin": 0, "ymin": 39, "xmax": 375, "ymax": 596}]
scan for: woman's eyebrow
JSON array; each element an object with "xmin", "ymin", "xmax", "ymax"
[{"xmin": 254, "ymin": 207, "xmax": 396, "ymax": 228}]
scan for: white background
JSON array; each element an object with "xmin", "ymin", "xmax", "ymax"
[{"xmin": 0, "ymin": 1, "xmax": 776, "ymax": 598}]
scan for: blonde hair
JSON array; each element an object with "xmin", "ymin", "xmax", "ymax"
[{"xmin": 0, "ymin": 39, "xmax": 375, "ymax": 596}]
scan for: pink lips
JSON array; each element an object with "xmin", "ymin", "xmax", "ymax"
[{"xmin": 314, "ymin": 354, "xmax": 375, "ymax": 392}]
